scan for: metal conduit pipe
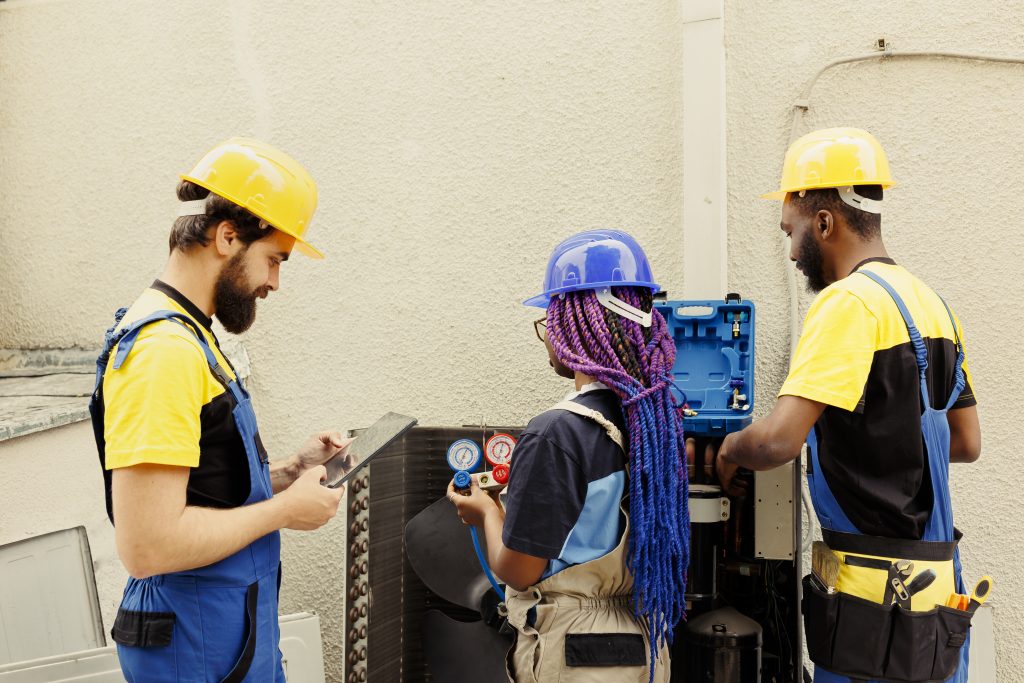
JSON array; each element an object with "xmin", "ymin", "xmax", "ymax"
[{"xmin": 783, "ymin": 48, "xmax": 1024, "ymax": 556}]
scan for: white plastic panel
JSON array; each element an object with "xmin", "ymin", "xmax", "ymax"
[
  {"xmin": 280, "ymin": 612, "xmax": 325, "ymax": 683},
  {"xmin": 0, "ymin": 648, "xmax": 122, "ymax": 682},
  {"xmin": 0, "ymin": 613, "xmax": 325, "ymax": 683},
  {"xmin": 968, "ymin": 604, "xmax": 996, "ymax": 681},
  {"xmin": 0, "ymin": 527, "xmax": 105, "ymax": 665},
  {"xmin": 754, "ymin": 461, "xmax": 797, "ymax": 560}
]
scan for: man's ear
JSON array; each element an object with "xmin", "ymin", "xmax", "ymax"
[
  {"xmin": 816, "ymin": 209, "xmax": 834, "ymax": 241},
  {"xmin": 213, "ymin": 220, "xmax": 239, "ymax": 257}
]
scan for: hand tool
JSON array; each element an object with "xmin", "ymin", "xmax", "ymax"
[
  {"xmin": 812, "ymin": 541, "xmax": 840, "ymax": 594},
  {"xmin": 968, "ymin": 576, "xmax": 992, "ymax": 613},
  {"xmin": 899, "ymin": 569, "xmax": 936, "ymax": 608}
]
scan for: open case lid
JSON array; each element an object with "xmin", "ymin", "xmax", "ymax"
[{"xmin": 654, "ymin": 295, "xmax": 756, "ymax": 437}]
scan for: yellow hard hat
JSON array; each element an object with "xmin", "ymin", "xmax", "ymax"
[
  {"xmin": 181, "ymin": 137, "xmax": 323, "ymax": 259},
  {"xmin": 763, "ymin": 127, "xmax": 895, "ymax": 201}
]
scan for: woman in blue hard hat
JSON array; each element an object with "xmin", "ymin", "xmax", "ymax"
[{"xmin": 449, "ymin": 229, "xmax": 688, "ymax": 683}]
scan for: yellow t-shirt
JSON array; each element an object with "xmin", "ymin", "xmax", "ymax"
[
  {"xmin": 102, "ymin": 281, "xmax": 256, "ymax": 508},
  {"xmin": 780, "ymin": 259, "xmax": 976, "ymax": 538}
]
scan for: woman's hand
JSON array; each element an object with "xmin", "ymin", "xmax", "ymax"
[{"xmin": 446, "ymin": 474, "xmax": 502, "ymax": 527}]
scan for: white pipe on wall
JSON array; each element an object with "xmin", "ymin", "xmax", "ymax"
[{"xmin": 681, "ymin": 0, "xmax": 727, "ymax": 301}]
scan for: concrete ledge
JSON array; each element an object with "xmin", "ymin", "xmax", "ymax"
[
  {"xmin": 0, "ymin": 342, "xmax": 251, "ymax": 443},
  {"xmin": 0, "ymin": 349, "xmax": 94, "ymax": 443}
]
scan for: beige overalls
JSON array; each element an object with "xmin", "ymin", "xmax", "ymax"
[{"xmin": 503, "ymin": 401, "xmax": 671, "ymax": 683}]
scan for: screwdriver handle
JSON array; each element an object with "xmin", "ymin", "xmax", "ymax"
[{"xmin": 905, "ymin": 569, "xmax": 937, "ymax": 597}]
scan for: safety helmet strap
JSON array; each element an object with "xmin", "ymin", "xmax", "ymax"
[
  {"xmin": 835, "ymin": 186, "xmax": 882, "ymax": 214},
  {"xmin": 594, "ymin": 287, "xmax": 653, "ymax": 327}
]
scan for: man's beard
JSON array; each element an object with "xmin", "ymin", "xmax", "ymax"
[
  {"xmin": 797, "ymin": 230, "xmax": 828, "ymax": 293},
  {"xmin": 214, "ymin": 250, "xmax": 267, "ymax": 334}
]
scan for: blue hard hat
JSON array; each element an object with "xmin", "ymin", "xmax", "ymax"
[{"xmin": 523, "ymin": 229, "xmax": 660, "ymax": 308}]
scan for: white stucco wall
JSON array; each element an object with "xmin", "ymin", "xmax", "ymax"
[{"xmin": 1, "ymin": 0, "xmax": 1021, "ymax": 680}]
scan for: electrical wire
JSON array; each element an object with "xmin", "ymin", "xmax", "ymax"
[{"xmin": 788, "ymin": 50, "xmax": 1024, "ymax": 143}]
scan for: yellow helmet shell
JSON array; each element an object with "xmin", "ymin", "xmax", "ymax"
[
  {"xmin": 763, "ymin": 127, "xmax": 895, "ymax": 200},
  {"xmin": 182, "ymin": 138, "xmax": 323, "ymax": 258}
]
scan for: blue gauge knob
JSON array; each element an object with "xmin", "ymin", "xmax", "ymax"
[{"xmin": 453, "ymin": 470, "xmax": 472, "ymax": 490}]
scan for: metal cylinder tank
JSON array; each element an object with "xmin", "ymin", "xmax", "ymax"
[{"xmin": 683, "ymin": 605, "xmax": 762, "ymax": 682}]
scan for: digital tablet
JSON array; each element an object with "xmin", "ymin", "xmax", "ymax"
[{"xmin": 324, "ymin": 412, "xmax": 418, "ymax": 489}]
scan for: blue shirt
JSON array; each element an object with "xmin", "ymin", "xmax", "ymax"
[{"xmin": 502, "ymin": 386, "xmax": 628, "ymax": 578}]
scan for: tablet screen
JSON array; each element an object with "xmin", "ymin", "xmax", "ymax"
[{"xmin": 324, "ymin": 412, "xmax": 418, "ymax": 488}]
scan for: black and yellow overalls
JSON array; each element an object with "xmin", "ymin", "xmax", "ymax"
[{"xmin": 804, "ymin": 271, "xmax": 974, "ymax": 683}]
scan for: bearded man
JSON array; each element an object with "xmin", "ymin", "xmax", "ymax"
[{"xmin": 89, "ymin": 138, "xmax": 352, "ymax": 682}]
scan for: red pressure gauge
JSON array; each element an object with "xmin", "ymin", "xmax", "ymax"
[{"xmin": 484, "ymin": 433, "xmax": 517, "ymax": 467}]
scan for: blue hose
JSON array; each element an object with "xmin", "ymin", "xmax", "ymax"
[{"xmin": 470, "ymin": 526, "xmax": 505, "ymax": 597}]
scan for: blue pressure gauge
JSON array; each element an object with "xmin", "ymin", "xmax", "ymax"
[{"xmin": 447, "ymin": 439, "xmax": 481, "ymax": 473}]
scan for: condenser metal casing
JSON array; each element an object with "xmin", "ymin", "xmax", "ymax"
[
  {"xmin": 344, "ymin": 404, "xmax": 801, "ymax": 679},
  {"xmin": 343, "ymin": 426, "xmax": 522, "ymax": 683}
]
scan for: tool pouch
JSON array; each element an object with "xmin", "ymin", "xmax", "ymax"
[{"xmin": 802, "ymin": 574, "xmax": 972, "ymax": 683}]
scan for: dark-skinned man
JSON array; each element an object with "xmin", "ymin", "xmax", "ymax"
[{"xmin": 715, "ymin": 128, "xmax": 980, "ymax": 683}]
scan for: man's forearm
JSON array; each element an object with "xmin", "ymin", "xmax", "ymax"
[
  {"xmin": 270, "ymin": 456, "xmax": 300, "ymax": 493},
  {"xmin": 724, "ymin": 396, "xmax": 824, "ymax": 471},
  {"xmin": 117, "ymin": 496, "xmax": 291, "ymax": 578},
  {"xmin": 725, "ymin": 419, "xmax": 802, "ymax": 471}
]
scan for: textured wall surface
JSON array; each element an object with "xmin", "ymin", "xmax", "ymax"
[
  {"xmin": 1, "ymin": 0, "xmax": 1022, "ymax": 680},
  {"xmin": 0, "ymin": 2, "xmax": 684, "ymax": 680}
]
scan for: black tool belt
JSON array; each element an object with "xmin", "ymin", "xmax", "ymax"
[
  {"xmin": 822, "ymin": 528, "xmax": 962, "ymax": 562},
  {"xmin": 802, "ymin": 531, "xmax": 971, "ymax": 683}
]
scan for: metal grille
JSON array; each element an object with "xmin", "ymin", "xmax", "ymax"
[{"xmin": 343, "ymin": 426, "xmax": 521, "ymax": 683}]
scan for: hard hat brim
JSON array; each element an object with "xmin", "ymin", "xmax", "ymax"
[
  {"xmin": 523, "ymin": 282, "xmax": 661, "ymax": 309},
  {"xmin": 523, "ymin": 293, "xmax": 550, "ymax": 308},
  {"xmin": 761, "ymin": 180, "xmax": 895, "ymax": 202},
  {"xmin": 293, "ymin": 237, "xmax": 325, "ymax": 259}
]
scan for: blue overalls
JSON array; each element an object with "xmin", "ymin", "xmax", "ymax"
[
  {"xmin": 807, "ymin": 271, "xmax": 970, "ymax": 683},
  {"xmin": 89, "ymin": 308, "xmax": 284, "ymax": 682}
]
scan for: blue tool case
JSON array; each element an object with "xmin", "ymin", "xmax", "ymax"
[{"xmin": 654, "ymin": 296, "xmax": 756, "ymax": 437}]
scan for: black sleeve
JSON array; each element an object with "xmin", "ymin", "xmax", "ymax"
[
  {"xmin": 501, "ymin": 431, "xmax": 587, "ymax": 559},
  {"xmin": 952, "ymin": 377, "xmax": 977, "ymax": 409}
]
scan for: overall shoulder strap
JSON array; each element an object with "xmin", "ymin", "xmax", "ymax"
[
  {"xmin": 94, "ymin": 307, "xmax": 131, "ymax": 390},
  {"xmin": 551, "ymin": 400, "xmax": 626, "ymax": 452},
  {"xmin": 858, "ymin": 270, "xmax": 932, "ymax": 407},
  {"xmin": 110, "ymin": 310, "xmax": 233, "ymax": 389},
  {"xmin": 937, "ymin": 296, "xmax": 967, "ymax": 410}
]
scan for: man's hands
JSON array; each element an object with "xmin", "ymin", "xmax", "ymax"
[
  {"xmin": 713, "ymin": 433, "xmax": 750, "ymax": 498},
  {"xmin": 273, "ymin": 430, "xmax": 353, "ymax": 528},
  {"xmin": 294, "ymin": 430, "xmax": 356, "ymax": 475},
  {"xmin": 685, "ymin": 434, "xmax": 750, "ymax": 499},
  {"xmin": 273, "ymin": 430, "xmax": 356, "ymax": 493},
  {"xmin": 278, "ymin": 465, "xmax": 344, "ymax": 530},
  {"xmin": 446, "ymin": 474, "xmax": 503, "ymax": 528}
]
